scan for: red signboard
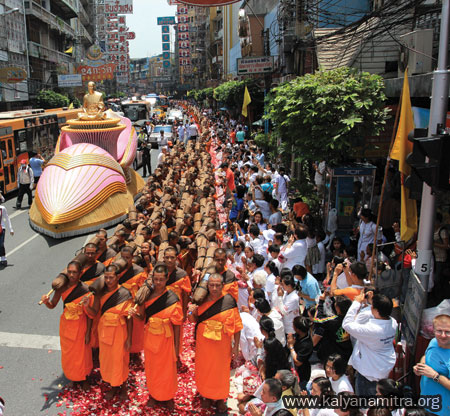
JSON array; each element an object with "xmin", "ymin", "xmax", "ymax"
[
  {"xmin": 178, "ymin": 0, "xmax": 240, "ymax": 5},
  {"xmin": 126, "ymin": 31, "xmax": 135, "ymax": 40},
  {"xmin": 78, "ymin": 63, "xmax": 115, "ymax": 81}
]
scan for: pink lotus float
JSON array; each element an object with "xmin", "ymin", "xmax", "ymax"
[{"xmin": 29, "ymin": 112, "xmax": 144, "ymax": 238}]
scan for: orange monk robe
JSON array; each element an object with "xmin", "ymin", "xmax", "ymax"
[
  {"xmin": 143, "ymin": 290, "xmax": 183, "ymax": 401},
  {"xmin": 222, "ymin": 269, "xmax": 238, "ymax": 301},
  {"xmin": 60, "ymin": 284, "xmax": 93, "ymax": 381},
  {"xmin": 167, "ymin": 267, "xmax": 191, "ymax": 310},
  {"xmin": 118, "ymin": 265, "xmax": 147, "ymax": 354},
  {"xmin": 98, "ymin": 287, "xmax": 132, "ymax": 387},
  {"xmin": 195, "ymin": 293, "xmax": 243, "ymax": 400},
  {"xmin": 167, "ymin": 268, "xmax": 192, "ymax": 354}
]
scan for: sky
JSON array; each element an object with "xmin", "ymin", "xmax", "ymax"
[{"xmin": 127, "ymin": 0, "xmax": 177, "ymax": 59}]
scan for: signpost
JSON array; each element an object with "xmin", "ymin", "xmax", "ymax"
[
  {"xmin": 157, "ymin": 16, "xmax": 176, "ymax": 25},
  {"xmin": 0, "ymin": 67, "xmax": 27, "ymax": 83},
  {"xmin": 237, "ymin": 56, "xmax": 273, "ymax": 75},
  {"xmin": 57, "ymin": 74, "xmax": 82, "ymax": 87},
  {"xmin": 78, "ymin": 63, "xmax": 115, "ymax": 82},
  {"xmin": 402, "ymin": 271, "xmax": 426, "ymax": 348},
  {"xmin": 104, "ymin": 0, "xmax": 133, "ymax": 14}
]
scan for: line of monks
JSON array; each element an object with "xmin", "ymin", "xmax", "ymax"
[{"xmin": 40, "ymin": 129, "xmax": 243, "ymax": 413}]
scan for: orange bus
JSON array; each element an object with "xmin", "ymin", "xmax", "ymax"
[{"xmin": 0, "ymin": 107, "xmax": 80, "ymax": 194}]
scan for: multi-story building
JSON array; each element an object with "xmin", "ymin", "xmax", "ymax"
[
  {"xmin": 0, "ymin": 0, "xmax": 94, "ymax": 110},
  {"xmin": 130, "ymin": 57, "xmax": 150, "ymax": 95}
]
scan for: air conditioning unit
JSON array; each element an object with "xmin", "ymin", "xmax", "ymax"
[{"xmin": 398, "ymin": 29, "xmax": 433, "ymax": 77}]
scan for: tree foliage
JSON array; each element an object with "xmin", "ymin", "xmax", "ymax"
[
  {"xmin": 188, "ymin": 87, "xmax": 215, "ymax": 103},
  {"xmin": 265, "ymin": 67, "xmax": 390, "ymax": 165},
  {"xmin": 36, "ymin": 90, "xmax": 70, "ymax": 109}
]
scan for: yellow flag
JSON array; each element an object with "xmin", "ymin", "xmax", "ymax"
[
  {"xmin": 390, "ymin": 68, "xmax": 417, "ymax": 241},
  {"xmin": 68, "ymin": 102, "xmax": 74, "ymax": 109},
  {"xmin": 64, "ymin": 46, "xmax": 73, "ymax": 54},
  {"xmin": 242, "ymin": 86, "xmax": 251, "ymax": 118}
]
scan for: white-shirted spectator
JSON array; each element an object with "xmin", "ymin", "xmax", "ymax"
[
  {"xmin": 342, "ymin": 293, "xmax": 398, "ymax": 396},
  {"xmin": 273, "ymin": 274, "xmax": 300, "ymax": 336},
  {"xmin": 239, "ymin": 311, "xmax": 264, "ymax": 361},
  {"xmin": 282, "ymin": 226, "xmax": 308, "ymax": 270}
]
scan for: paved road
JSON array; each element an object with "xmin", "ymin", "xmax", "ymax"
[{"xmin": 0, "ymin": 156, "xmax": 157, "ymax": 415}]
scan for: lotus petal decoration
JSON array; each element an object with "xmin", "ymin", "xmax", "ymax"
[
  {"xmin": 35, "ymin": 143, "xmax": 126, "ymax": 225},
  {"xmin": 116, "ymin": 114, "xmax": 138, "ymax": 169}
]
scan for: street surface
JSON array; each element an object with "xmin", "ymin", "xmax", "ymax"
[{"xmin": 0, "ymin": 150, "xmax": 159, "ymax": 416}]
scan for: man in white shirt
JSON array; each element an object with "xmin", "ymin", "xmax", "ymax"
[
  {"xmin": 274, "ymin": 167, "xmax": 290, "ymax": 211},
  {"xmin": 282, "ymin": 226, "xmax": 308, "ymax": 270},
  {"xmin": 342, "ymin": 293, "xmax": 398, "ymax": 396},
  {"xmin": 15, "ymin": 160, "xmax": 34, "ymax": 209},
  {"xmin": 157, "ymin": 147, "xmax": 168, "ymax": 167},
  {"xmin": 188, "ymin": 122, "xmax": 198, "ymax": 141},
  {"xmin": 239, "ymin": 311, "xmax": 264, "ymax": 361},
  {"xmin": 177, "ymin": 124, "xmax": 185, "ymax": 143}
]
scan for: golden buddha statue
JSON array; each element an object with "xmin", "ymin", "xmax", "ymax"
[{"xmin": 78, "ymin": 81, "xmax": 106, "ymax": 121}]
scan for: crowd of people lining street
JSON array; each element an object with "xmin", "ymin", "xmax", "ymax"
[{"xmin": 33, "ymin": 103, "xmax": 449, "ymax": 416}]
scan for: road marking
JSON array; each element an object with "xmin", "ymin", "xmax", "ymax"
[
  {"xmin": 0, "ymin": 331, "xmax": 60, "ymax": 350},
  {"xmin": 9, "ymin": 209, "xmax": 27, "ymax": 219},
  {"xmin": 6, "ymin": 233, "xmax": 39, "ymax": 257}
]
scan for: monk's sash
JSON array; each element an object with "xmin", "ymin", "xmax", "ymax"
[
  {"xmin": 144, "ymin": 289, "xmax": 179, "ymax": 323},
  {"xmin": 222, "ymin": 270, "xmax": 236, "ymax": 284},
  {"xmin": 167, "ymin": 268, "xmax": 187, "ymax": 286},
  {"xmin": 195, "ymin": 294, "xmax": 237, "ymax": 339},
  {"xmin": 101, "ymin": 287, "xmax": 132, "ymax": 316},
  {"xmin": 63, "ymin": 281, "xmax": 89, "ymax": 307},
  {"xmin": 80, "ymin": 262, "xmax": 104, "ymax": 283}
]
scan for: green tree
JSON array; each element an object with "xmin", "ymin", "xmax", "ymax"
[
  {"xmin": 36, "ymin": 90, "xmax": 70, "ymax": 109},
  {"xmin": 213, "ymin": 80, "xmax": 264, "ymax": 117},
  {"xmin": 265, "ymin": 67, "xmax": 390, "ymax": 165}
]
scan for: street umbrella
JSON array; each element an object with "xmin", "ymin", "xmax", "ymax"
[
  {"xmin": 252, "ymin": 119, "xmax": 264, "ymax": 126},
  {"xmin": 133, "ymin": 119, "xmax": 151, "ymax": 127}
]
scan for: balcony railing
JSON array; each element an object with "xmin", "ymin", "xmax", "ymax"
[
  {"xmin": 25, "ymin": 1, "xmax": 76, "ymax": 39},
  {"xmin": 28, "ymin": 41, "xmax": 74, "ymax": 64}
]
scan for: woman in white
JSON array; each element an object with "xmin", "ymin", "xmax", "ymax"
[
  {"xmin": 324, "ymin": 353, "xmax": 354, "ymax": 393},
  {"xmin": 273, "ymin": 274, "xmax": 300, "ymax": 336},
  {"xmin": 254, "ymin": 297, "xmax": 286, "ymax": 346},
  {"xmin": 264, "ymin": 261, "xmax": 279, "ymax": 303},
  {"xmin": 357, "ymin": 208, "xmax": 377, "ymax": 261},
  {"xmin": 0, "ymin": 192, "xmax": 14, "ymax": 267}
]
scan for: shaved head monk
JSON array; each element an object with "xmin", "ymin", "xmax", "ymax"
[{"xmin": 188, "ymin": 273, "xmax": 243, "ymax": 413}]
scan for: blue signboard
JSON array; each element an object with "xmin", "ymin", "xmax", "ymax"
[
  {"xmin": 162, "ymin": 25, "xmax": 170, "ymax": 34},
  {"xmin": 162, "ymin": 43, "xmax": 170, "ymax": 51},
  {"xmin": 162, "ymin": 52, "xmax": 170, "ymax": 60},
  {"xmin": 157, "ymin": 16, "xmax": 176, "ymax": 25},
  {"xmin": 163, "ymin": 61, "xmax": 171, "ymax": 68},
  {"xmin": 162, "ymin": 34, "xmax": 170, "ymax": 42}
]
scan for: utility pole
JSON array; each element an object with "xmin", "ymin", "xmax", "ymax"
[{"xmin": 414, "ymin": 0, "xmax": 450, "ymax": 290}]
